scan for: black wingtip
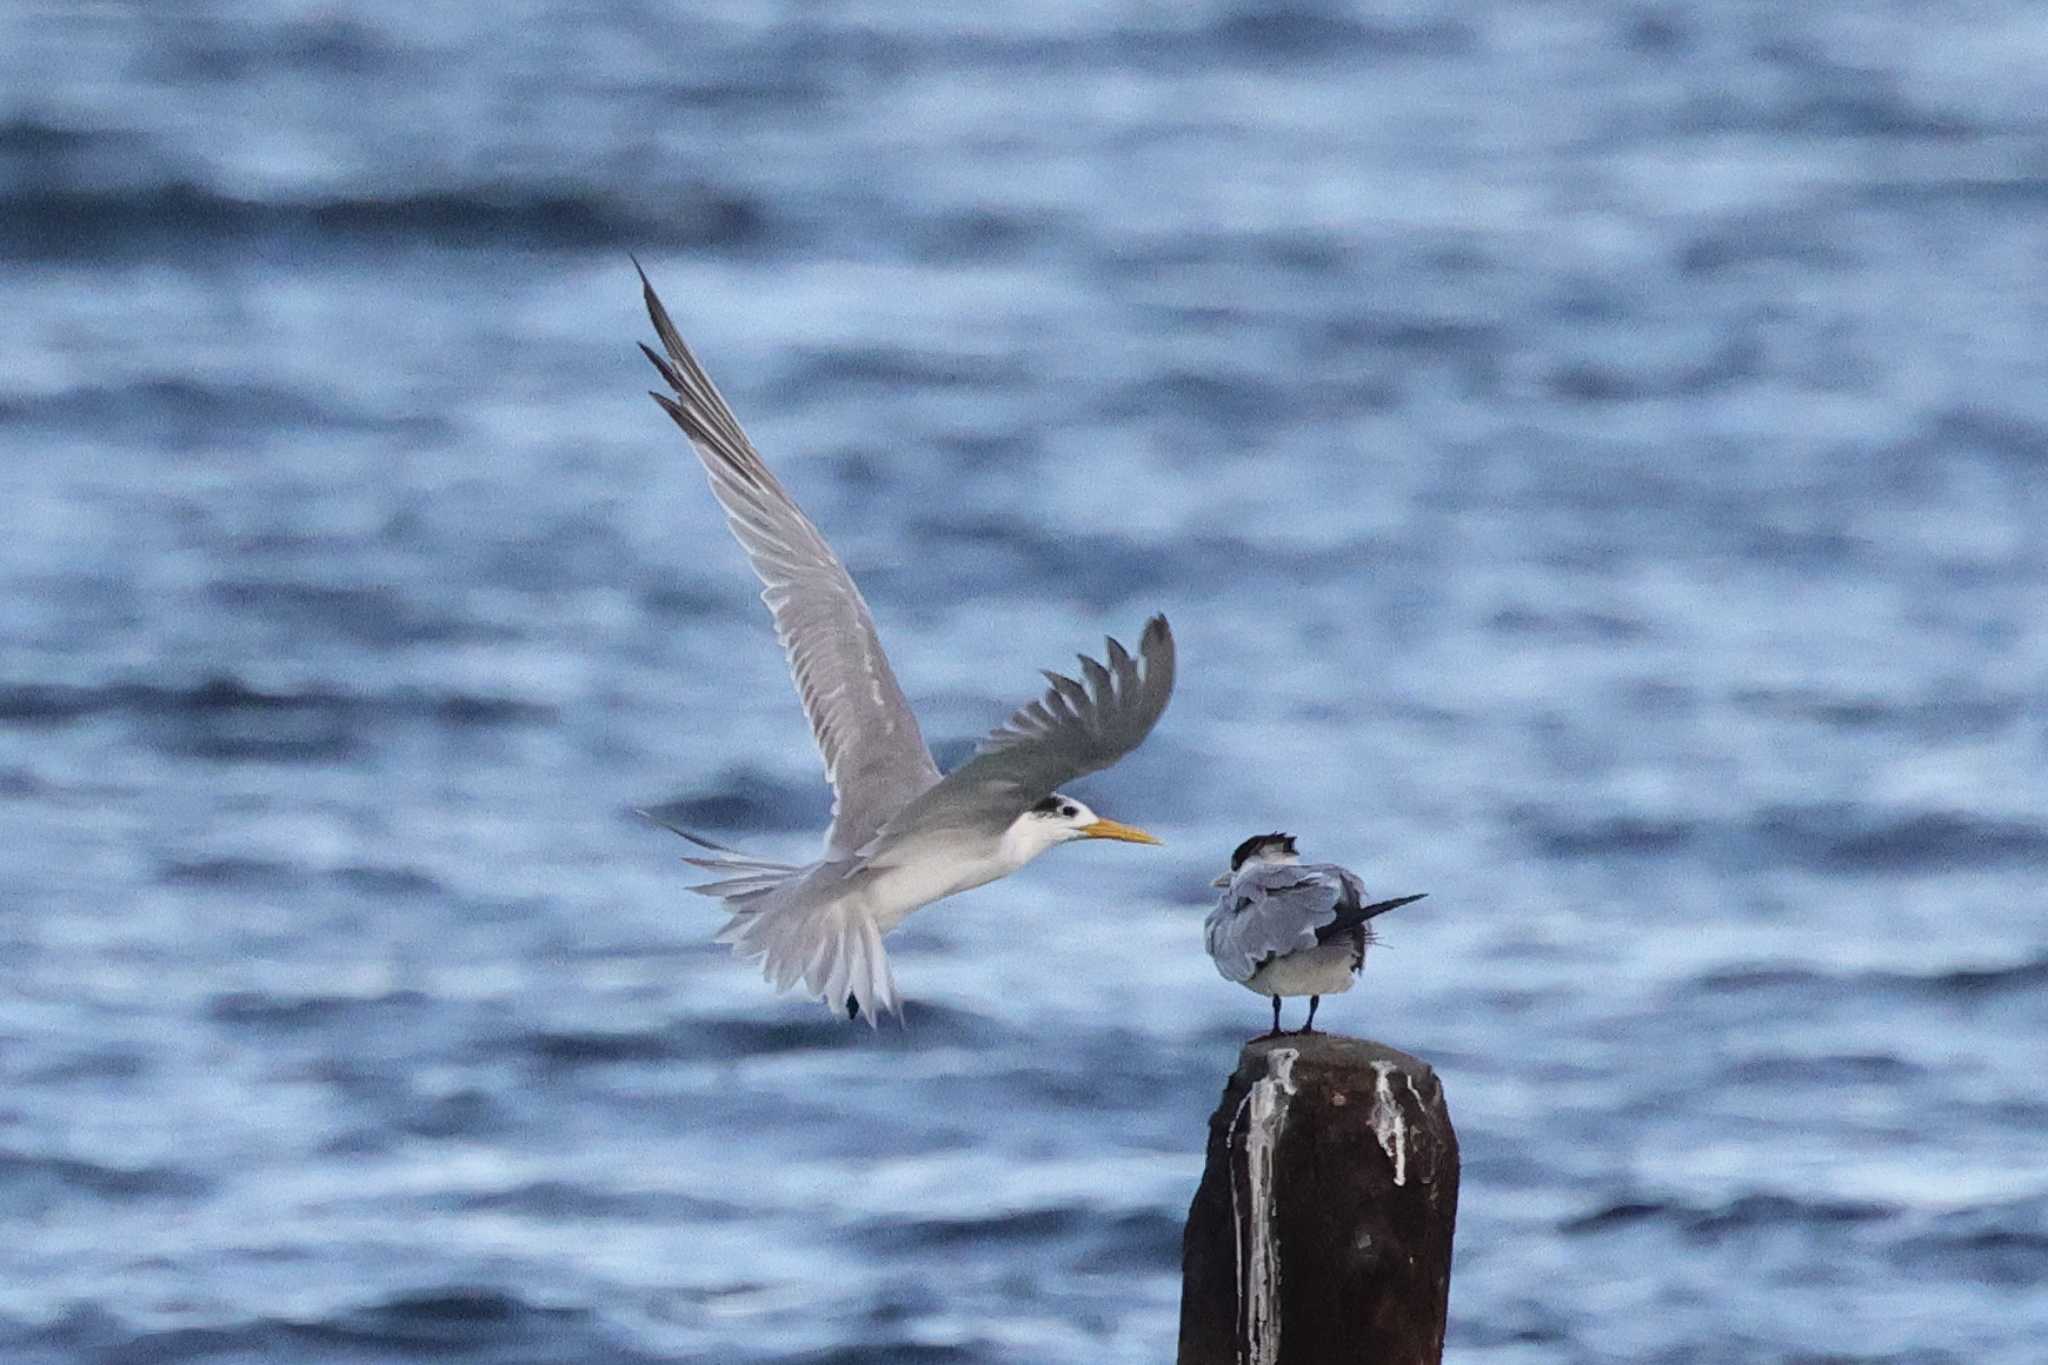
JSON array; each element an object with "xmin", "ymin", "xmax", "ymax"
[
  {"xmin": 638, "ymin": 341, "xmax": 673, "ymax": 383},
  {"xmin": 635, "ymin": 258, "xmax": 679, "ymax": 342},
  {"xmin": 1359, "ymin": 892, "xmax": 1427, "ymax": 920},
  {"xmin": 631, "ymin": 255, "xmax": 661, "ymax": 316},
  {"xmin": 1141, "ymin": 616, "xmax": 1175, "ymax": 680}
]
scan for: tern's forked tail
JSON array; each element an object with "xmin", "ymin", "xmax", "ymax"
[
  {"xmin": 714, "ymin": 890, "xmax": 901, "ymax": 1027},
  {"xmin": 671, "ymin": 862, "xmax": 896, "ymax": 1028},
  {"xmin": 644, "ymin": 815, "xmax": 903, "ymax": 1025},
  {"xmin": 708, "ymin": 873, "xmax": 903, "ymax": 1027}
]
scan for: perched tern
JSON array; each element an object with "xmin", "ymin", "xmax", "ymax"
[
  {"xmin": 634, "ymin": 266, "xmax": 1174, "ymax": 1024},
  {"xmin": 1204, "ymin": 833, "xmax": 1426, "ymax": 1036}
]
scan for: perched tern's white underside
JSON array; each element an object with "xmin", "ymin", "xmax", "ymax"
[{"xmin": 635, "ymin": 265, "xmax": 1175, "ymax": 1024}]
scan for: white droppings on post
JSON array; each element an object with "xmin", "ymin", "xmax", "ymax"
[
  {"xmin": 1227, "ymin": 1047, "xmax": 1298, "ymax": 1365},
  {"xmin": 1369, "ymin": 1060, "xmax": 1420, "ymax": 1187}
]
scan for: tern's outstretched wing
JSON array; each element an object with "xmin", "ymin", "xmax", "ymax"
[
  {"xmin": 637, "ymin": 266, "xmax": 941, "ymax": 856},
  {"xmin": 866, "ymin": 616, "xmax": 1174, "ymax": 856}
]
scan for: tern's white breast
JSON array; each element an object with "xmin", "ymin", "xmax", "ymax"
[
  {"xmin": 861, "ymin": 847, "xmax": 1012, "ymax": 933},
  {"xmin": 1242, "ymin": 941, "xmax": 1362, "ymax": 998}
]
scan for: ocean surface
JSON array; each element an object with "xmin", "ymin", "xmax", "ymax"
[{"xmin": 4, "ymin": 2, "xmax": 2046, "ymax": 1361}]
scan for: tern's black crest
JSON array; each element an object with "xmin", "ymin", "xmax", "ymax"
[{"xmin": 1230, "ymin": 832, "xmax": 1298, "ymax": 870}]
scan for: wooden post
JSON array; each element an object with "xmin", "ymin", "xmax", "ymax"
[{"xmin": 1178, "ymin": 1034, "xmax": 1459, "ymax": 1365}]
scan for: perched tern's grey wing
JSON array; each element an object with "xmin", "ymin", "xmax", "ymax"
[
  {"xmin": 866, "ymin": 616, "xmax": 1174, "ymax": 856},
  {"xmin": 1203, "ymin": 863, "xmax": 1345, "ymax": 983},
  {"xmin": 638, "ymin": 266, "xmax": 942, "ymax": 857}
]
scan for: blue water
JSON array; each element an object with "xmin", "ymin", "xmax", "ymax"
[{"xmin": 4, "ymin": 2, "xmax": 2046, "ymax": 1361}]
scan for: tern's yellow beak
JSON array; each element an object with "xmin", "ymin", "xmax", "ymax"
[{"xmin": 1079, "ymin": 818, "xmax": 1162, "ymax": 846}]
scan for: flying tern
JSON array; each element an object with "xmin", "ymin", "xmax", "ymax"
[
  {"xmin": 1205, "ymin": 833, "xmax": 1425, "ymax": 1036},
  {"xmin": 634, "ymin": 266, "xmax": 1174, "ymax": 1024}
]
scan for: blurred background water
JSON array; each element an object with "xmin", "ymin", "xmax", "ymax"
[{"xmin": 3, "ymin": 1, "xmax": 2046, "ymax": 1361}]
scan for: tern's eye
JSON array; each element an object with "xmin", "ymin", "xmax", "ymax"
[{"xmin": 1059, "ymin": 804, "xmax": 1078, "ymax": 818}]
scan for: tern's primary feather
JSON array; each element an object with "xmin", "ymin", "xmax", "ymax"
[
  {"xmin": 638, "ymin": 264, "xmax": 942, "ymax": 859},
  {"xmin": 636, "ymin": 266, "xmax": 1174, "ymax": 1023}
]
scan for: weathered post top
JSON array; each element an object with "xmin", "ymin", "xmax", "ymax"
[{"xmin": 1178, "ymin": 1034, "xmax": 1459, "ymax": 1365}]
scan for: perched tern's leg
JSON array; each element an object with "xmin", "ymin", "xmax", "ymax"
[
  {"xmin": 1298, "ymin": 995, "xmax": 1321, "ymax": 1035},
  {"xmin": 1263, "ymin": 995, "xmax": 1283, "ymax": 1038}
]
